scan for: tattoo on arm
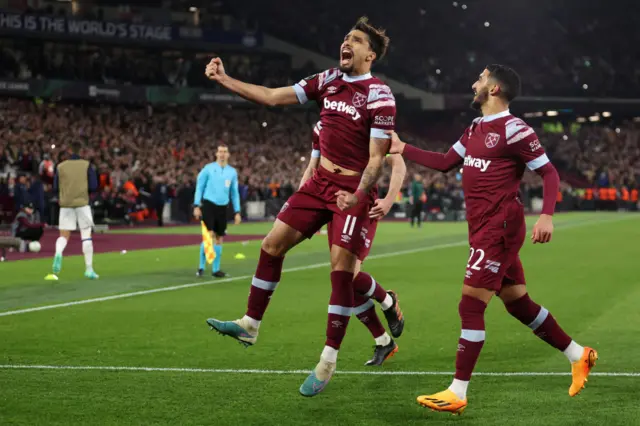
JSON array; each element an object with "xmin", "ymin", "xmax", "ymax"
[
  {"xmin": 357, "ymin": 137, "xmax": 390, "ymax": 192},
  {"xmin": 358, "ymin": 163, "xmax": 382, "ymax": 192}
]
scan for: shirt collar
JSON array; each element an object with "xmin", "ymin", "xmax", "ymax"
[
  {"xmin": 342, "ymin": 73, "xmax": 372, "ymax": 83},
  {"xmin": 482, "ymin": 109, "xmax": 511, "ymax": 122}
]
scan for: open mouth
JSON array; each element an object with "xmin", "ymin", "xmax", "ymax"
[{"xmin": 340, "ymin": 48, "xmax": 353, "ymax": 66}]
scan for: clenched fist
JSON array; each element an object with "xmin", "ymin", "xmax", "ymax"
[{"xmin": 205, "ymin": 58, "xmax": 226, "ymax": 82}]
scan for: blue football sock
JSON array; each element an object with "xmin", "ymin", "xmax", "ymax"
[
  {"xmin": 213, "ymin": 245, "xmax": 223, "ymax": 273},
  {"xmin": 199, "ymin": 243, "xmax": 206, "ymax": 270}
]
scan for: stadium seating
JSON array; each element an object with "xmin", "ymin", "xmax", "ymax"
[
  {"xmin": 1, "ymin": 97, "xmax": 638, "ymax": 225},
  {"xmin": 222, "ymin": 0, "xmax": 640, "ymax": 97},
  {"xmin": 1, "ymin": 1, "xmax": 638, "ymax": 224}
]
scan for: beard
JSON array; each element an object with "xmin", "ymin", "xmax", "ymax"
[
  {"xmin": 470, "ymin": 88, "xmax": 489, "ymax": 110},
  {"xmin": 339, "ymin": 63, "xmax": 354, "ymax": 74}
]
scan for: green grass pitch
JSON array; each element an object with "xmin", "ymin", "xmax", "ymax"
[{"xmin": 1, "ymin": 212, "xmax": 639, "ymax": 425}]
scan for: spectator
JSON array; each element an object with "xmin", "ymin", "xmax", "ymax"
[
  {"xmin": 13, "ymin": 174, "xmax": 30, "ymax": 213},
  {"xmin": 11, "ymin": 201, "xmax": 45, "ymax": 249},
  {"xmin": 152, "ymin": 175, "xmax": 169, "ymax": 227},
  {"xmin": 0, "ymin": 97, "xmax": 638, "ymax": 222}
]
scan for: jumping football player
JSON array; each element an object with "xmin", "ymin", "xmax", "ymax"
[
  {"xmin": 204, "ymin": 17, "xmax": 402, "ymax": 396},
  {"xmin": 389, "ymin": 65, "xmax": 597, "ymax": 414},
  {"xmin": 300, "ymin": 121, "xmax": 406, "ymax": 366}
]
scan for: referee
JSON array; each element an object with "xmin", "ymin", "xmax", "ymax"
[{"xmin": 193, "ymin": 144, "xmax": 241, "ymax": 278}]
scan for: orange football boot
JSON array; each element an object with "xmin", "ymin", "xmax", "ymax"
[
  {"xmin": 569, "ymin": 346, "xmax": 598, "ymax": 396},
  {"xmin": 417, "ymin": 389, "xmax": 467, "ymax": 415}
]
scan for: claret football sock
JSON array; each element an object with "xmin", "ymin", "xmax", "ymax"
[
  {"xmin": 325, "ymin": 271, "xmax": 354, "ymax": 349},
  {"xmin": 245, "ymin": 249, "xmax": 284, "ymax": 323},
  {"xmin": 353, "ymin": 272, "xmax": 387, "ymax": 304},
  {"xmin": 504, "ymin": 293, "xmax": 573, "ymax": 355},
  {"xmin": 454, "ymin": 295, "xmax": 487, "ymax": 382},
  {"xmin": 353, "ymin": 293, "xmax": 386, "ymax": 340},
  {"xmin": 352, "ymin": 272, "xmax": 404, "ymax": 336}
]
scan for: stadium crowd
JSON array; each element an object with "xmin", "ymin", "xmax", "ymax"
[
  {"xmin": 0, "ymin": 39, "xmax": 293, "ymax": 90},
  {"xmin": 223, "ymin": 0, "xmax": 640, "ymax": 97},
  {"xmin": 1, "ymin": 97, "xmax": 638, "ymax": 226},
  {"xmin": 3, "ymin": 2, "xmax": 639, "ymax": 99},
  {"xmin": 2, "ymin": 1, "xmax": 638, "ymax": 98},
  {"xmin": 0, "ymin": 98, "xmax": 316, "ymax": 224}
]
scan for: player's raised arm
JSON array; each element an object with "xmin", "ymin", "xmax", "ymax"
[
  {"xmin": 205, "ymin": 58, "xmax": 299, "ymax": 106},
  {"xmin": 369, "ymin": 154, "xmax": 406, "ymax": 219},
  {"xmin": 388, "ymin": 131, "xmax": 464, "ymax": 173}
]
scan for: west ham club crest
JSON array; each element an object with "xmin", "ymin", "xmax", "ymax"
[
  {"xmin": 485, "ymin": 132, "xmax": 500, "ymax": 148},
  {"xmin": 352, "ymin": 92, "xmax": 367, "ymax": 108}
]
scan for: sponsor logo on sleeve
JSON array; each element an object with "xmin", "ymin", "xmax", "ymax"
[{"xmin": 374, "ymin": 115, "xmax": 394, "ymax": 126}]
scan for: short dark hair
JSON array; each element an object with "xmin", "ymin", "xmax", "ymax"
[
  {"xmin": 486, "ymin": 64, "xmax": 521, "ymax": 102},
  {"xmin": 352, "ymin": 16, "xmax": 390, "ymax": 62},
  {"xmin": 71, "ymin": 141, "xmax": 82, "ymax": 154}
]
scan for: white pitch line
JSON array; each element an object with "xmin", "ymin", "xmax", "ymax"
[
  {"xmin": 0, "ymin": 215, "xmax": 636, "ymax": 318},
  {"xmin": 0, "ymin": 364, "xmax": 638, "ymax": 377},
  {"xmin": 0, "ymin": 241, "xmax": 467, "ymax": 318}
]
